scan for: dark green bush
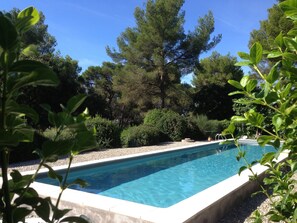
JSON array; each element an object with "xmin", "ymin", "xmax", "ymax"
[
  {"xmin": 188, "ymin": 115, "xmax": 230, "ymax": 139},
  {"xmin": 85, "ymin": 116, "xmax": 121, "ymax": 149},
  {"xmin": 144, "ymin": 109, "xmax": 187, "ymax": 141},
  {"xmin": 185, "ymin": 116, "xmax": 205, "ymax": 140},
  {"xmin": 143, "ymin": 109, "xmax": 167, "ymax": 126},
  {"xmin": 159, "ymin": 111, "xmax": 187, "ymax": 141},
  {"xmin": 121, "ymin": 125, "xmax": 162, "ymax": 147}
]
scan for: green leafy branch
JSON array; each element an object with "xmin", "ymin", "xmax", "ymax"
[{"xmin": 224, "ymin": 1, "xmax": 297, "ymax": 222}]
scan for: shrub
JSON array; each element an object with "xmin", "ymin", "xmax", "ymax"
[
  {"xmin": 159, "ymin": 110, "xmax": 187, "ymax": 141},
  {"xmin": 188, "ymin": 115, "xmax": 230, "ymax": 139},
  {"xmin": 85, "ymin": 116, "xmax": 121, "ymax": 149},
  {"xmin": 121, "ymin": 125, "xmax": 162, "ymax": 147},
  {"xmin": 143, "ymin": 109, "xmax": 167, "ymax": 126},
  {"xmin": 185, "ymin": 116, "xmax": 205, "ymax": 140},
  {"xmin": 144, "ymin": 109, "xmax": 187, "ymax": 141}
]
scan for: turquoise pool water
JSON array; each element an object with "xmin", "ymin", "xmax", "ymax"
[{"xmin": 37, "ymin": 143, "xmax": 275, "ymax": 208}]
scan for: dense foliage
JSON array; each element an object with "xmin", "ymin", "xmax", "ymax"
[
  {"xmin": 192, "ymin": 52, "xmax": 244, "ymax": 119},
  {"xmin": 120, "ymin": 125, "xmax": 162, "ymax": 147},
  {"xmin": 107, "ymin": 0, "xmax": 221, "ymax": 112},
  {"xmin": 0, "ymin": 7, "xmax": 96, "ymax": 223},
  {"xmin": 85, "ymin": 116, "xmax": 121, "ymax": 149},
  {"xmin": 144, "ymin": 109, "xmax": 187, "ymax": 141},
  {"xmin": 225, "ymin": 0, "xmax": 297, "ymax": 221}
]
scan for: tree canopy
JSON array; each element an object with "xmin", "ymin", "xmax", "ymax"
[
  {"xmin": 192, "ymin": 52, "xmax": 243, "ymax": 120},
  {"xmin": 107, "ymin": 0, "xmax": 221, "ymax": 109}
]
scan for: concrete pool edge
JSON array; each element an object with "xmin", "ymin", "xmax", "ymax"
[{"xmin": 29, "ymin": 140, "xmax": 288, "ymax": 223}]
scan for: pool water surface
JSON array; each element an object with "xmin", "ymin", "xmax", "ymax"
[{"xmin": 37, "ymin": 143, "xmax": 275, "ymax": 208}]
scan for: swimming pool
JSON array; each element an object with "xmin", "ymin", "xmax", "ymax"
[{"xmin": 36, "ymin": 142, "xmax": 275, "ymax": 208}]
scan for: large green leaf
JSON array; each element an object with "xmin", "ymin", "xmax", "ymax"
[
  {"xmin": 10, "ymin": 60, "xmax": 51, "ymax": 72},
  {"xmin": 244, "ymin": 110, "xmax": 265, "ymax": 126},
  {"xmin": 16, "ymin": 7, "xmax": 40, "ymax": 33},
  {"xmin": 260, "ymin": 152, "xmax": 276, "ymax": 165},
  {"xmin": 228, "ymin": 80, "xmax": 243, "ymax": 90},
  {"xmin": 266, "ymin": 62, "xmax": 280, "ymax": 84},
  {"xmin": 257, "ymin": 135, "xmax": 275, "ymax": 147},
  {"xmin": 6, "ymin": 100, "xmax": 39, "ymax": 123},
  {"xmin": 240, "ymin": 76, "xmax": 249, "ymax": 87},
  {"xmin": 66, "ymin": 94, "xmax": 87, "ymax": 114},
  {"xmin": 279, "ymin": 0, "xmax": 297, "ymax": 19},
  {"xmin": 274, "ymin": 33, "xmax": 284, "ymax": 48},
  {"xmin": 283, "ymin": 37, "xmax": 297, "ymax": 51},
  {"xmin": 42, "ymin": 140, "xmax": 73, "ymax": 159},
  {"xmin": 250, "ymin": 42, "xmax": 263, "ymax": 64},
  {"xmin": 237, "ymin": 52, "xmax": 250, "ymax": 60},
  {"xmin": 71, "ymin": 131, "xmax": 97, "ymax": 155},
  {"xmin": 11, "ymin": 67, "xmax": 59, "ymax": 92},
  {"xmin": 0, "ymin": 13, "xmax": 18, "ymax": 50},
  {"xmin": 246, "ymin": 79, "xmax": 258, "ymax": 93},
  {"xmin": 283, "ymin": 52, "xmax": 297, "ymax": 61},
  {"xmin": 272, "ymin": 115, "xmax": 283, "ymax": 131}
]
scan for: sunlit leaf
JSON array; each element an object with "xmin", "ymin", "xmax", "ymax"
[
  {"xmin": 246, "ymin": 79, "xmax": 258, "ymax": 93},
  {"xmin": 228, "ymin": 80, "xmax": 243, "ymax": 90},
  {"xmin": 257, "ymin": 135, "xmax": 275, "ymax": 147},
  {"xmin": 235, "ymin": 60, "xmax": 252, "ymax": 66},
  {"xmin": 22, "ymin": 44, "xmax": 38, "ymax": 57},
  {"xmin": 238, "ymin": 52, "xmax": 250, "ymax": 60},
  {"xmin": 272, "ymin": 115, "xmax": 283, "ymax": 131},
  {"xmin": 250, "ymin": 42, "xmax": 263, "ymax": 64},
  {"xmin": 260, "ymin": 152, "xmax": 275, "ymax": 165},
  {"xmin": 231, "ymin": 116, "xmax": 247, "ymax": 123},
  {"xmin": 240, "ymin": 76, "xmax": 249, "ymax": 87},
  {"xmin": 17, "ymin": 7, "xmax": 40, "ymax": 33},
  {"xmin": 266, "ymin": 62, "xmax": 280, "ymax": 84},
  {"xmin": 267, "ymin": 51, "xmax": 282, "ymax": 59}
]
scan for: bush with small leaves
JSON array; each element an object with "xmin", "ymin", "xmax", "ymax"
[
  {"xmin": 144, "ymin": 109, "xmax": 187, "ymax": 141},
  {"xmin": 85, "ymin": 116, "xmax": 121, "ymax": 149},
  {"xmin": 121, "ymin": 125, "xmax": 162, "ymax": 147}
]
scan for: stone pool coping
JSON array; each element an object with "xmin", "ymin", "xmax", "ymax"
[{"xmin": 28, "ymin": 140, "xmax": 288, "ymax": 223}]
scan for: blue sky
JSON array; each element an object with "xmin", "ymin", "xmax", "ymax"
[{"xmin": 1, "ymin": 0, "xmax": 276, "ymax": 82}]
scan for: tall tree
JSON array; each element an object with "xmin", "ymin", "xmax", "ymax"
[
  {"xmin": 81, "ymin": 62, "xmax": 121, "ymax": 118},
  {"xmin": 107, "ymin": 0, "xmax": 221, "ymax": 109},
  {"xmin": 248, "ymin": 0, "xmax": 293, "ymax": 77},
  {"xmin": 249, "ymin": 0, "xmax": 293, "ymax": 50},
  {"xmin": 192, "ymin": 52, "xmax": 243, "ymax": 120}
]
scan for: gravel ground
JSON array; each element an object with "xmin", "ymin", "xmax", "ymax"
[{"xmin": 7, "ymin": 141, "xmax": 278, "ymax": 223}]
